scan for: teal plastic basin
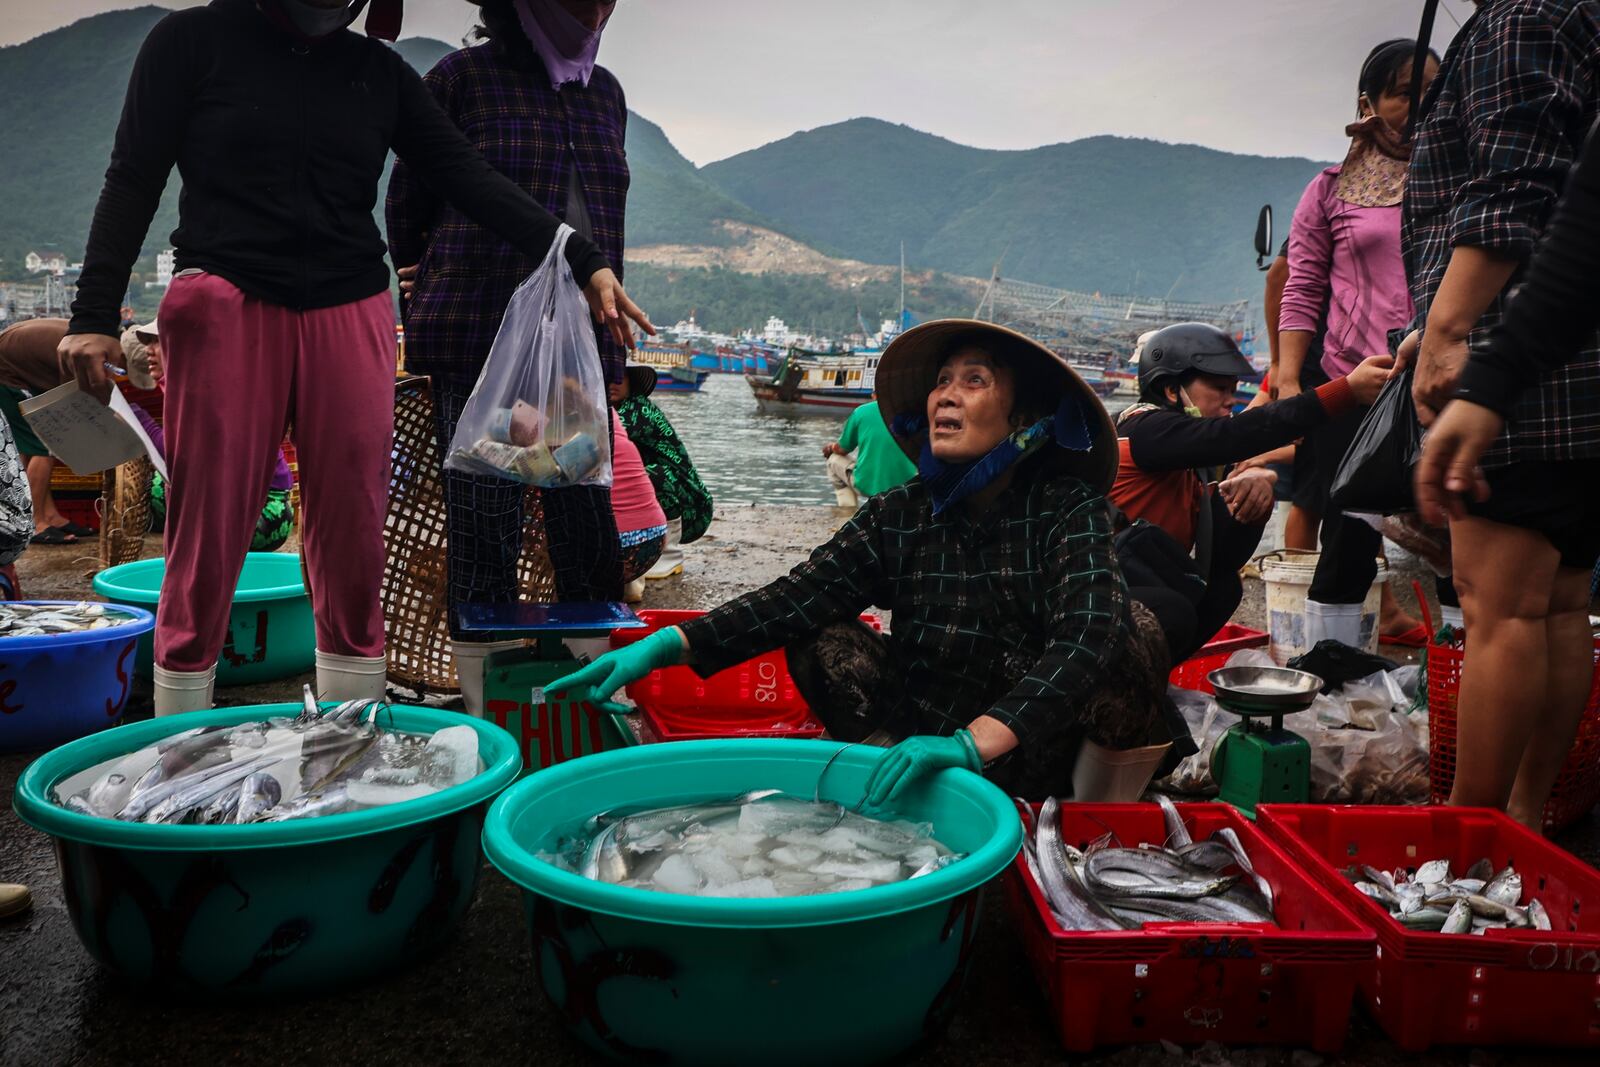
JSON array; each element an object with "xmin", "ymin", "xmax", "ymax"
[
  {"xmin": 92, "ymin": 553, "xmax": 315, "ymax": 685},
  {"xmin": 13, "ymin": 703, "xmax": 521, "ymax": 996},
  {"xmin": 483, "ymin": 739, "xmax": 1022, "ymax": 1065}
]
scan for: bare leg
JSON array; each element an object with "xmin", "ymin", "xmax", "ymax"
[
  {"xmin": 1505, "ymin": 564, "xmax": 1594, "ymax": 831},
  {"xmin": 1283, "ymin": 506, "xmax": 1320, "ymax": 551},
  {"xmin": 1446, "ymin": 516, "xmax": 1561, "ymax": 810},
  {"xmin": 1379, "ymin": 580, "xmax": 1421, "ymax": 637},
  {"xmin": 24, "ymin": 455, "xmax": 66, "ymax": 533}
]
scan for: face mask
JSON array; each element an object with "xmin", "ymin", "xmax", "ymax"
[{"xmin": 280, "ymin": 0, "xmax": 357, "ymax": 38}]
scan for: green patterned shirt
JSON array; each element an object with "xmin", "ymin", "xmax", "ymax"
[{"xmin": 616, "ymin": 396, "xmax": 713, "ymax": 543}]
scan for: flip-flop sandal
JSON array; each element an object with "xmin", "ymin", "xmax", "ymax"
[
  {"xmin": 1380, "ymin": 624, "xmax": 1430, "ymax": 648},
  {"xmin": 60, "ymin": 522, "xmax": 97, "ymax": 538},
  {"xmin": 30, "ymin": 527, "xmax": 77, "ymax": 545}
]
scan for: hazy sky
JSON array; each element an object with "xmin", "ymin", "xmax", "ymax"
[{"xmin": 7, "ymin": 1, "xmax": 1467, "ymax": 166}]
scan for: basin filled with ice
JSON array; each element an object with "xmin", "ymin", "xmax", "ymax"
[
  {"xmin": 483, "ymin": 739, "xmax": 1021, "ymax": 1066},
  {"xmin": 13, "ymin": 701, "xmax": 520, "ymax": 996}
]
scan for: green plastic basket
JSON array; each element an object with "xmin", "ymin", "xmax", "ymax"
[
  {"xmin": 483, "ymin": 739, "xmax": 1021, "ymax": 1065},
  {"xmin": 92, "ymin": 553, "xmax": 315, "ymax": 685},
  {"xmin": 13, "ymin": 703, "xmax": 521, "ymax": 996}
]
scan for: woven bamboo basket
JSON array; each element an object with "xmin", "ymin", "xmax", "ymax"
[
  {"xmin": 94, "ymin": 456, "xmax": 154, "ymax": 573},
  {"xmin": 384, "ymin": 377, "xmax": 555, "ymax": 694}
]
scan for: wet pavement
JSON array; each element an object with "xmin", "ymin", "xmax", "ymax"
[{"xmin": 2, "ymin": 506, "xmax": 1597, "ymax": 1067}]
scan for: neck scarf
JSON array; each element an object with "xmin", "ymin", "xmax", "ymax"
[
  {"xmin": 515, "ymin": 0, "xmax": 610, "ymax": 90},
  {"xmin": 892, "ymin": 393, "xmax": 1094, "ymax": 516},
  {"xmin": 1335, "ymin": 114, "xmax": 1411, "ymax": 207}
]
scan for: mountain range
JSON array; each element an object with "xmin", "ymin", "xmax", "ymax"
[{"xmin": 0, "ymin": 7, "xmax": 1333, "ymax": 330}]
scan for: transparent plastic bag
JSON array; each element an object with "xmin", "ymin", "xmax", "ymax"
[{"xmin": 444, "ymin": 226, "xmax": 611, "ymax": 488}]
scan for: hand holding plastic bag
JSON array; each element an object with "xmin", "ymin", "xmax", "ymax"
[
  {"xmin": 445, "ymin": 226, "xmax": 613, "ymax": 488},
  {"xmin": 1329, "ymin": 367, "xmax": 1422, "ymax": 515}
]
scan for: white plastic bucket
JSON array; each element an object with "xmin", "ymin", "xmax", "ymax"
[{"xmin": 1258, "ymin": 549, "xmax": 1387, "ymax": 665}]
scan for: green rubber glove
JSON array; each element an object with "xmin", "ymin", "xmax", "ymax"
[
  {"xmin": 863, "ymin": 729, "xmax": 982, "ymax": 807},
  {"xmin": 544, "ymin": 628, "xmax": 684, "ymax": 715}
]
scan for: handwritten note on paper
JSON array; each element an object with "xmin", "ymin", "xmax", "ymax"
[{"xmin": 19, "ymin": 381, "xmax": 147, "ymax": 474}]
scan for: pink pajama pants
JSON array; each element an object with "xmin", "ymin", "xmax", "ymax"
[{"xmin": 155, "ymin": 272, "xmax": 394, "ymax": 672}]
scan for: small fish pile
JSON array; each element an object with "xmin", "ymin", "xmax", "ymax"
[
  {"xmin": 1345, "ymin": 857, "xmax": 1552, "ymax": 934},
  {"xmin": 0, "ymin": 601, "xmax": 137, "ymax": 637},
  {"xmin": 557, "ymin": 790, "xmax": 963, "ymax": 898},
  {"xmin": 1024, "ymin": 795, "xmax": 1277, "ymax": 930},
  {"xmin": 53, "ymin": 687, "xmax": 482, "ymax": 825}
]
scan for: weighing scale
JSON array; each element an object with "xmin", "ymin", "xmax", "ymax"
[
  {"xmin": 1206, "ymin": 665, "xmax": 1323, "ymax": 819},
  {"xmin": 457, "ymin": 602, "xmax": 647, "ymax": 770}
]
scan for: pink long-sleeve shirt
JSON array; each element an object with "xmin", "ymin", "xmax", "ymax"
[
  {"xmin": 610, "ymin": 410, "xmax": 667, "ymax": 536},
  {"xmin": 1279, "ymin": 165, "xmax": 1414, "ymax": 379}
]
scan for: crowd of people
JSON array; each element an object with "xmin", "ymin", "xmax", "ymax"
[{"xmin": 0, "ymin": 0, "xmax": 1593, "ymax": 829}]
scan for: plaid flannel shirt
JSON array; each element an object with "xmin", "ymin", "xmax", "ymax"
[
  {"xmin": 677, "ymin": 471, "xmax": 1133, "ymax": 743},
  {"xmin": 1403, "ymin": 0, "xmax": 1600, "ymax": 464},
  {"xmin": 386, "ymin": 44, "xmax": 630, "ymax": 382}
]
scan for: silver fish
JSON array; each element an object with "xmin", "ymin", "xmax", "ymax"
[
  {"xmin": 1415, "ymin": 859, "xmax": 1452, "ymax": 885},
  {"xmin": 1155, "ymin": 794, "xmax": 1192, "ymax": 849},
  {"xmin": 1451, "ymin": 878, "xmax": 1487, "ymax": 895},
  {"xmin": 1424, "ymin": 892, "xmax": 1531, "ymax": 927},
  {"xmin": 143, "ymin": 755, "xmax": 279, "ymax": 824},
  {"xmin": 262, "ymin": 785, "xmax": 353, "ymax": 821},
  {"xmin": 234, "ymin": 772, "xmax": 283, "ymax": 823},
  {"xmin": 1484, "ymin": 866, "xmax": 1523, "ymax": 907},
  {"xmin": 1441, "ymin": 898, "xmax": 1474, "ymax": 934},
  {"xmin": 1035, "ymin": 798, "xmax": 1123, "ymax": 931},
  {"xmin": 1527, "ymin": 898, "xmax": 1552, "ymax": 931},
  {"xmin": 1212, "ymin": 826, "xmax": 1274, "ymax": 914},
  {"xmin": 198, "ymin": 782, "xmax": 245, "ymax": 825},
  {"xmin": 1399, "ymin": 906, "xmax": 1453, "ymax": 930},
  {"xmin": 1464, "ymin": 857, "xmax": 1495, "ymax": 882}
]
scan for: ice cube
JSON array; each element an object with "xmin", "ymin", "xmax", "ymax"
[
  {"xmin": 690, "ymin": 848, "xmax": 743, "ymax": 887},
  {"xmin": 737, "ymin": 795, "xmax": 833, "ymax": 837},
  {"xmin": 717, "ymin": 833, "xmax": 765, "ymax": 859},
  {"xmin": 346, "ymin": 780, "xmax": 438, "ymax": 807},
  {"xmin": 651, "ymin": 853, "xmax": 703, "ymax": 894},
  {"xmin": 769, "ymin": 845, "xmax": 823, "ymax": 868},
  {"xmin": 828, "ymin": 878, "xmax": 875, "ymax": 894},
  {"xmin": 415, "ymin": 726, "xmax": 480, "ymax": 788},
  {"xmin": 712, "ymin": 877, "xmax": 779, "ymax": 898},
  {"xmin": 813, "ymin": 859, "xmax": 902, "ymax": 883}
]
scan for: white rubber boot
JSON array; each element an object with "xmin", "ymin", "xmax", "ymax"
[
  {"xmin": 1304, "ymin": 599, "xmax": 1365, "ymax": 648},
  {"xmin": 315, "ymin": 650, "xmax": 387, "ymax": 702},
  {"xmin": 1070, "ymin": 739, "xmax": 1172, "ymax": 802},
  {"xmin": 452, "ymin": 639, "xmax": 523, "ymax": 718},
  {"xmin": 153, "ymin": 664, "xmax": 216, "ymax": 717},
  {"xmin": 624, "ymin": 578, "xmax": 646, "ymax": 604},
  {"xmin": 644, "ymin": 518, "xmax": 684, "ymax": 579}
]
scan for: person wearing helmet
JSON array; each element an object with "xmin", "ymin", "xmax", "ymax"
[
  {"xmin": 56, "ymin": 0, "xmax": 651, "ymax": 716},
  {"xmin": 544, "ymin": 319, "xmax": 1183, "ymax": 803},
  {"xmin": 1110, "ymin": 322, "xmax": 1392, "ymax": 661}
]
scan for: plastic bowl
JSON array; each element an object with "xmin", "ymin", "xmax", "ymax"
[
  {"xmin": 0, "ymin": 602, "xmax": 154, "ymax": 753},
  {"xmin": 483, "ymin": 739, "xmax": 1022, "ymax": 1065},
  {"xmin": 12, "ymin": 703, "xmax": 521, "ymax": 996},
  {"xmin": 92, "ymin": 553, "xmax": 315, "ymax": 685}
]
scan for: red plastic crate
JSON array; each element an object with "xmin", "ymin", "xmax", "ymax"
[
  {"xmin": 1168, "ymin": 624, "xmax": 1269, "ymax": 694},
  {"xmin": 54, "ymin": 494, "xmax": 101, "ymax": 533},
  {"xmin": 1426, "ymin": 635, "xmax": 1600, "ymax": 835},
  {"xmin": 607, "ymin": 609, "xmax": 880, "ymax": 741},
  {"xmin": 1005, "ymin": 801, "xmax": 1373, "ymax": 1052},
  {"xmin": 1257, "ymin": 804, "xmax": 1600, "ymax": 1050}
]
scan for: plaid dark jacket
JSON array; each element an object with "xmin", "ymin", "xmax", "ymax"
[
  {"xmin": 678, "ymin": 470, "xmax": 1135, "ymax": 743},
  {"xmin": 386, "ymin": 43, "xmax": 629, "ymax": 382},
  {"xmin": 1404, "ymin": 0, "xmax": 1600, "ymax": 463}
]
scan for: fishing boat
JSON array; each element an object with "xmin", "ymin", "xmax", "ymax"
[
  {"xmin": 747, "ymin": 346, "xmax": 878, "ymax": 416},
  {"xmin": 631, "ymin": 342, "xmax": 710, "ymax": 393}
]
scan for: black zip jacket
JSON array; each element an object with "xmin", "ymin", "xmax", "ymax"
[
  {"xmin": 67, "ymin": 0, "xmax": 607, "ymax": 338},
  {"xmin": 1122, "ymin": 377, "xmax": 1357, "ymax": 472}
]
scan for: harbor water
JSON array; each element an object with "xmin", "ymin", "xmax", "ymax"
[{"xmin": 655, "ymin": 373, "xmax": 1134, "ymax": 507}]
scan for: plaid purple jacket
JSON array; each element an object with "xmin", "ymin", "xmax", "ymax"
[
  {"xmin": 386, "ymin": 43, "xmax": 630, "ymax": 382},
  {"xmin": 1403, "ymin": 0, "xmax": 1600, "ymax": 464}
]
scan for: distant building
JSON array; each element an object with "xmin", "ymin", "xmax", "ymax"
[
  {"xmin": 24, "ymin": 250, "xmax": 67, "ymax": 274},
  {"xmin": 146, "ymin": 249, "xmax": 176, "ymax": 290},
  {"xmin": 761, "ymin": 315, "xmax": 790, "ymax": 345}
]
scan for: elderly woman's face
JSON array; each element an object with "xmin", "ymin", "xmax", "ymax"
[{"xmin": 926, "ymin": 347, "xmax": 1017, "ymax": 464}]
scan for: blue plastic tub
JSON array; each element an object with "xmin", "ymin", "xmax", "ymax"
[
  {"xmin": 92, "ymin": 553, "xmax": 315, "ymax": 685},
  {"xmin": 12, "ymin": 703, "xmax": 521, "ymax": 996},
  {"xmin": 483, "ymin": 739, "xmax": 1022, "ymax": 1065},
  {"xmin": 0, "ymin": 602, "xmax": 154, "ymax": 753}
]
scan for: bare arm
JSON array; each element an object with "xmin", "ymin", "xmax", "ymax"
[{"xmin": 1263, "ymin": 254, "xmax": 1289, "ymax": 394}]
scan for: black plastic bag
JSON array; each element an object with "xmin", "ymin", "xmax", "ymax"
[
  {"xmin": 1329, "ymin": 368, "xmax": 1422, "ymax": 514},
  {"xmin": 1288, "ymin": 640, "xmax": 1399, "ymax": 692}
]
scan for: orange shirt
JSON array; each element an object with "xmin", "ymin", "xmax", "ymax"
[{"xmin": 1110, "ymin": 436, "xmax": 1204, "ymax": 552}]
